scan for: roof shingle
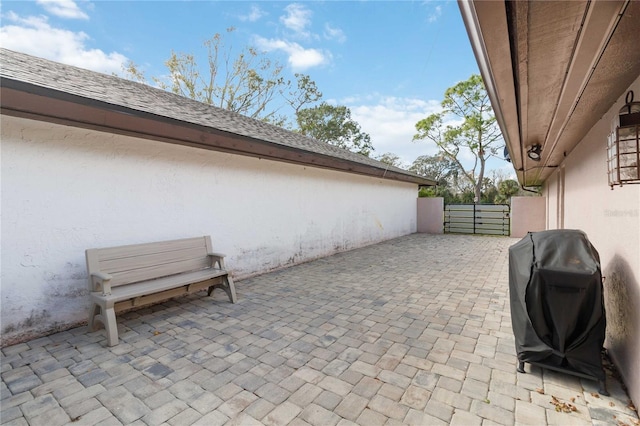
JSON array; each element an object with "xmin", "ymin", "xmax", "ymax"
[{"xmin": 0, "ymin": 48, "xmax": 435, "ymax": 185}]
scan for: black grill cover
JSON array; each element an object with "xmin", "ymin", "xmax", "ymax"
[{"xmin": 509, "ymin": 229, "xmax": 606, "ymax": 381}]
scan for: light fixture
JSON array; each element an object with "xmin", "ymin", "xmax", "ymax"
[
  {"xmin": 607, "ymin": 90, "xmax": 640, "ymax": 188},
  {"xmin": 527, "ymin": 144, "xmax": 542, "ymax": 161}
]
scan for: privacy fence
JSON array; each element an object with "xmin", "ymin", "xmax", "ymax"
[{"xmin": 444, "ymin": 204, "xmax": 510, "ymax": 236}]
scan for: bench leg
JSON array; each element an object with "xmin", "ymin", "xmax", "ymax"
[
  {"xmin": 104, "ymin": 305, "xmax": 119, "ymax": 347},
  {"xmin": 225, "ymin": 276, "xmax": 237, "ymax": 303},
  {"xmin": 208, "ymin": 276, "xmax": 237, "ymax": 303},
  {"xmin": 88, "ymin": 302, "xmax": 101, "ymax": 331},
  {"xmin": 88, "ymin": 301, "xmax": 119, "ymax": 346}
]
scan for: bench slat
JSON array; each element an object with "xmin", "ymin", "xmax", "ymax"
[
  {"xmin": 98, "ymin": 247, "xmax": 207, "ymax": 271},
  {"xmin": 91, "ymin": 268, "xmax": 227, "ymax": 303},
  {"xmin": 87, "ymin": 237, "xmax": 212, "ymax": 287},
  {"xmin": 105, "ymin": 258, "xmax": 211, "ymax": 287},
  {"xmin": 99, "ymin": 247, "xmax": 209, "ymax": 275},
  {"xmin": 88, "ymin": 237, "xmax": 208, "ymax": 261}
]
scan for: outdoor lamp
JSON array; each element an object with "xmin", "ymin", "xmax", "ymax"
[
  {"xmin": 527, "ymin": 144, "xmax": 542, "ymax": 161},
  {"xmin": 504, "ymin": 146, "xmax": 511, "ymax": 162},
  {"xmin": 607, "ymin": 91, "xmax": 640, "ymax": 188}
]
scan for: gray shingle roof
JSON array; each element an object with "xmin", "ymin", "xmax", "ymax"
[{"xmin": 0, "ymin": 48, "xmax": 434, "ymax": 185}]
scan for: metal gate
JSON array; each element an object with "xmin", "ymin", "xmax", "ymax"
[{"xmin": 444, "ymin": 204, "xmax": 510, "ymax": 236}]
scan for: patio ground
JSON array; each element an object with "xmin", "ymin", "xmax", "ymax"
[{"xmin": 1, "ymin": 234, "xmax": 638, "ymax": 425}]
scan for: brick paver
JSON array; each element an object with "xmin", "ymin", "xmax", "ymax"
[{"xmin": 1, "ymin": 234, "xmax": 637, "ymax": 425}]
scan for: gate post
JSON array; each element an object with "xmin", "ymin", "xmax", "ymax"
[
  {"xmin": 417, "ymin": 197, "xmax": 444, "ymax": 234},
  {"xmin": 473, "ymin": 203, "xmax": 477, "ymax": 234}
]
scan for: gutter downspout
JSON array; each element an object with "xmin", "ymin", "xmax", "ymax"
[{"xmin": 458, "ymin": 0, "xmax": 518, "ymax": 169}]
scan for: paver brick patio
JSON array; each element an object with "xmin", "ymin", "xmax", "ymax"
[{"xmin": 1, "ymin": 234, "xmax": 638, "ymax": 425}]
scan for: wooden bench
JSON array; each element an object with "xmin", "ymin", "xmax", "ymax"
[{"xmin": 86, "ymin": 236, "xmax": 236, "ymax": 346}]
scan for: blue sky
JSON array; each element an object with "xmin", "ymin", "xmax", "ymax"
[{"xmin": 0, "ymin": 0, "xmax": 510, "ymax": 175}]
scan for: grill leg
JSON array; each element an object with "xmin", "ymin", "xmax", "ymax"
[{"xmin": 598, "ymin": 380, "xmax": 609, "ymax": 396}]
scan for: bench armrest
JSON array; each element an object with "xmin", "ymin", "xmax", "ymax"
[
  {"xmin": 208, "ymin": 252, "xmax": 227, "ymax": 270},
  {"xmin": 91, "ymin": 272, "xmax": 113, "ymax": 296}
]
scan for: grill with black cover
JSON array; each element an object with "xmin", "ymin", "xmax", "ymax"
[{"xmin": 508, "ymin": 229, "xmax": 608, "ymax": 395}]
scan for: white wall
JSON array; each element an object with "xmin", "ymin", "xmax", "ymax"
[
  {"xmin": 0, "ymin": 115, "xmax": 419, "ymax": 345},
  {"xmin": 510, "ymin": 196, "xmax": 546, "ymax": 238},
  {"xmin": 543, "ymin": 76, "xmax": 640, "ymax": 407}
]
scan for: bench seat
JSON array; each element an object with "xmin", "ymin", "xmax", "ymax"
[
  {"xmin": 86, "ymin": 236, "xmax": 236, "ymax": 346},
  {"xmin": 91, "ymin": 268, "xmax": 229, "ymax": 304}
]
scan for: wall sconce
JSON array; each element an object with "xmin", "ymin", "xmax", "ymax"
[
  {"xmin": 527, "ymin": 144, "xmax": 542, "ymax": 161},
  {"xmin": 504, "ymin": 146, "xmax": 511, "ymax": 162},
  {"xmin": 607, "ymin": 90, "xmax": 640, "ymax": 188}
]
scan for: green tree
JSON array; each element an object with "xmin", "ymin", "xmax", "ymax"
[
  {"xmin": 481, "ymin": 177, "xmax": 499, "ymax": 203},
  {"xmin": 285, "ymin": 73, "xmax": 323, "ymax": 117},
  {"xmin": 375, "ymin": 152, "xmax": 405, "ymax": 168},
  {"xmin": 297, "ymin": 102, "xmax": 374, "ymax": 156},
  {"xmin": 413, "ymin": 74, "xmax": 503, "ymax": 203},
  {"xmin": 121, "ymin": 60, "xmax": 147, "ymax": 84},
  {"xmin": 495, "ymin": 179, "xmax": 520, "ymax": 204},
  {"xmin": 412, "ymin": 155, "xmax": 468, "ymax": 204},
  {"xmin": 157, "ymin": 29, "xmax": 288, "ymax": 124},
  {"xmin": 409, "ymin": 154, "xmax": 459, "ymax": 184},
  {"xmin": 121, "ymin": 31, "xmax": 374, "ymax": 156},
  {"xmin": 121, "ymin": 28, "xmax": 316, "ymax": 127}
]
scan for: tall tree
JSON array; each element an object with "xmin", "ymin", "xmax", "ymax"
[
  {"xmin": 122, "ymin": 28, "xmax": 319, "ymax": 127},
  {"xmin": 297, "ymin": 102, "xmax": 374, "ymax": 156},
  {"xmin": 121, "ymin": 31, "xmax": 374, "ymax": 156},
  {"xmin": 495, "ymin": 179, "xmax": 521, "ymax": 204},
  {"xmin": 375, "ymin": 152, "xmax": 405, "ymax": 168},
  {"xmin": 285, "ymin": 73, "xmax": 323, "ymax": 117},
  {"xmin": 409, "ymin": 154, "xmax": 459, "ymax": 184},
  {"xmin": 413, "ymin": 74, "xmax": 503, "ymax": 203},
  {"xmin": 155, "ymin": 28, "xmax": 289, "ymax": 124}
]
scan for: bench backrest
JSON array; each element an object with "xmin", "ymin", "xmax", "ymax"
[{"xmin": 86, "ymin": 236, "xmax": 215, "ymax": 289}]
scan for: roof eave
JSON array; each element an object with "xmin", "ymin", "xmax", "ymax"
[
  {"xmin": 458, "ymin": 0, "xmax": 526, "ymax": 186},
  {"xmin": 1, "ymin": 78, "xmax": 436, "ymax": 187}
]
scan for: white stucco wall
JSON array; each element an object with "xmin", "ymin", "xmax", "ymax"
[
  {"xmin": 510, "ymin": 196, "xmax": 546, "ymax": 238},
  {"xmin": 0, "ymin": 115, "xmax": 419, "ymax": 345},
  {"xmin": 543, "ymin": 76, "xmax": 640, "ymax": 406}
]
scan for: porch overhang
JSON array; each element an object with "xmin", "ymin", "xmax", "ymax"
[{"xmin": 459, "ymin": 0, "xmax": 640, "ymax": 187}]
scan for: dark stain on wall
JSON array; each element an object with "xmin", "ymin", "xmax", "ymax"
[
  {"xmin": 1, "ymin": 262, "xmax": 90, "ymax": 347},
  {"xmin": 603, "ymin": 254, "xmax": 639, "ymax": 368},
  {"xmin": 44, "ymin": 262, "xmax": 89, "ymax": 299},
  {"xmin": 2, "ymin": 309, "xmax": 51, "ymax": 335}
]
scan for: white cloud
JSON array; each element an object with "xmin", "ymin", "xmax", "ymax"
[
  {"xmin": 280, "ymin": 3, "xmax": 312, "ymax": 38},
  {"xmin": 347, "ymin": 96, "xmax": 442, "ymax": 166},
  {"xmin": 239, "ymin": 5, "xmax": 265, "ymax": 22},
  {"xmin": 0, "ymin": 12, "xmax": 127, "ymax": 74},
  {"xmin": 344, "ymin": 95, "xmax": 485, "ymax": 171},
  {"xmin": 323, "ymin": 23, "xmax": 346, "ymax": 43},
  {"xmin": 428, "ymin": 4, "xmax": 443, "ymax": 23},
  {"xmin": 36, "ymin": 0, "xmax": 89, "ymax": 20},
  {"xmin": 254, "ymin": 36, "xmax": 328, "ymax": 71}
]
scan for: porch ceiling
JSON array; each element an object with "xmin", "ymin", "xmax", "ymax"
[{"xmin": 460, "ymin": 0, "xmax": 640, "ymax": 187}]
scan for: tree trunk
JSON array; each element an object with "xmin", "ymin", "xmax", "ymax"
[{"xmin": 475, "ymin": 155, "xmax": 486, "ymax": 203}]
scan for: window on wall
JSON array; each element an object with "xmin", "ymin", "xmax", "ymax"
[{"xmin": 607, "ymin": 91, "xmax": 640, "ymax": 188}]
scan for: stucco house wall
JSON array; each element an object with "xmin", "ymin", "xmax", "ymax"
[
  {"xmin": 0, "ymin": 115, "xmax": 419, "ymax": 345},
  {"xmin": 542, "ymin": 76, "xmax": 640, "ymax": 406},
  {"xmin": 510, "ymin": 196, "xmax": 546, "ymax": 238}
]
